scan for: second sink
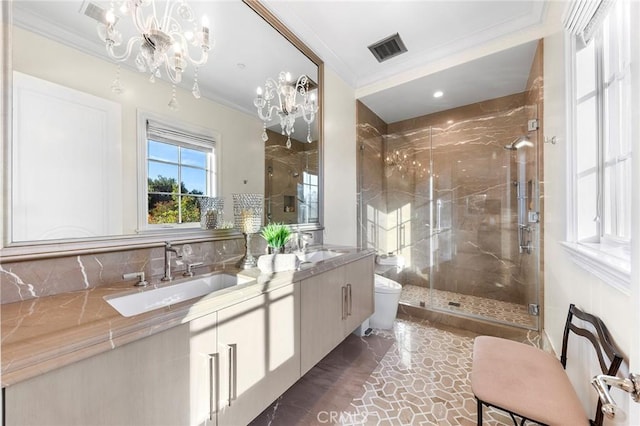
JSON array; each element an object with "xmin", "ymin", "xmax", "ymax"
[{"xmin": 296, "ymin": 249, "xmax": 345, "ymax": 263}]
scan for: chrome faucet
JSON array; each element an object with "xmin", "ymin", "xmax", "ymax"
[
  {"xmin": 298, "ymin": 232, "xmax": 313, "ymax": 252},
  {"xmin": 162, "ymin": 242, "xmax": 182, "ymax": 282}
]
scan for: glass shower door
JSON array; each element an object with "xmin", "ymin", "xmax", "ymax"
[{"xmin": 428, "ymin": 119, "xmax": 540, "ymax": 330}]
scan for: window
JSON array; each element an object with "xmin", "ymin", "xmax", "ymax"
[
  {"xmin": 139, "ymin": 116, "xmax": 218, "ymax": 230},
  {"xmin": 565, "ymin": 0, "xmax": 635, "ymax": 290},
  {"xmin": 298, "ymin": 171, "xmax": 318, "ymax": 223}
]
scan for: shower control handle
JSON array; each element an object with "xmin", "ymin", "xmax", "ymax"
[{"xmin": 519, "ymin": 241, "xmax": 532, "ymax": 255}]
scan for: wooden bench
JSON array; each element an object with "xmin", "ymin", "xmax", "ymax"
[{"xmin": 471, "ymin": 304, "xmax": 624, "ymax": 426}]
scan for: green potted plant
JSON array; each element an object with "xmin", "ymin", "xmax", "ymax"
[{"xmin": 260, "ymin": 223, "xmax": 292, "ymax": 254}]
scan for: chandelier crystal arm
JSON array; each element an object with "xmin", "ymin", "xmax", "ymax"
[
  {"xmin": 106, "ymin": 35, "xmax": 143, "ymax": 62},
  {"xmin": 256, "ymin": 104, "xmax": 280, "ymax": 122},
  {"xmin": 130, "ymin": 5, "xmax": 149, "ymax": 35},
  {"xmin": 161, "ymin": 0, "xmax": 172, "ymax": 30}
]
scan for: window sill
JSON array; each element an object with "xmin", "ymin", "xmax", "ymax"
[{"xmin": 560, "ymin": 241, "xmax": 631, "ymax": 294}]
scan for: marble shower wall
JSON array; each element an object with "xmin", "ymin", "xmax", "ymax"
[
  {"xmin": 356, "ymin": 101, "xmax": 387, "ymax": 250},
  {"xmin": 387, "ymin": 93, "xmax": 532, "ymax": 305},
  {"xmin": 265, "ymin": 130, "xmax": 319, "ymax": 224}
]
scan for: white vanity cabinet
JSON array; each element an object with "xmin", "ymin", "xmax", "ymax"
[
  {"xmin": 300, "ymin": 256, "xmax": 374, "ymax": 374},
  {"xmin": 189, "ymin": 311, "xmax": 219, "ymax": 426},
  {"xmin": 177, "ymin": 282, "xmax": 301, "ymax": 426},
  {"xmin": 5, "ymin": 324, "xmax": 193, "ymax": 426},
  {"xmin": 5, "ymin": 284, "xmax": 300, "ymax": 426},
  {"xmin": 4, "ymin": 255, "xmax": 373, "ymax": 426},
  {"xmin": 343, "ymin": 256, "xmax": 375, "ymax": 332},
  {"xmin": 216, "ymin": 283, "xmax": 300, "ymax": 426}
]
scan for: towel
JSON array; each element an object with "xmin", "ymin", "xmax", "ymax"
[
  {"xmin": 257, "ymin": 253, "xmax": 300, "ymax": 273},
  {"xmin": 376, "ymin": 254, "xmax": 405, "ymax": 267}
]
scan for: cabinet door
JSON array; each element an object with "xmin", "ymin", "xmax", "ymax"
[
  {"xmin": 344, "ymin": 256, "xmax": 375, "ymax": 332},
  {"xmin": 216, "ymin": 283, "xmax": 300, "ymax": 426},
  {"xmin": 5, "ymin": 325, "xmax": 191, "ymax": 426},
  {"xmin": 190, "ymin": 312, "xmax": 218, "ymax": 426},
  {"xmin": 300, "ymin": 267, "xmax": 346, "ymax": 374}
]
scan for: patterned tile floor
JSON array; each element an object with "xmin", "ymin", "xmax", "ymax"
[
  {"xmin": 253, "ymin": 315, "xmax": 541, "ymax": 426},
  {"xmin": 400, "ymin": 285, "xmax": 536, "ymax": 329}
]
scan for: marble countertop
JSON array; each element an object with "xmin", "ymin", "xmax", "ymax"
[{"xmin": 1, "ymin": 246, "xmax": 374, "ymax": 387}]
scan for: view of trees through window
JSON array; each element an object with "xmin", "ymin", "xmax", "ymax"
[
  {"xmin": 147, "ymin": 176, "xmax": 202, "ymax": 224},
  {"xmin": 147, "ymin": 139, "xmax": 211, "ymax": 225}
]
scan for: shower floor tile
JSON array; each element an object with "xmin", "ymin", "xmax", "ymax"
[{"xmin": 400, "ymin": 284, "xmax": 536, "ymax": 329}]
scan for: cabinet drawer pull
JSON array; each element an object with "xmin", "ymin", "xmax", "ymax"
[
  {"xmin": 347, "ymin": 283, "xmax": 352, "ymax": 316},
  {"xmin": 208, "ymin": 353, "xmax": 219, "ymax": 420},
  {"xmin": 228, "ymin": 344, "xmax": 236, "ymax": 407},
  {"xmin": 341, "ymin": 286, "xmax": 347, "ymax": 320}
]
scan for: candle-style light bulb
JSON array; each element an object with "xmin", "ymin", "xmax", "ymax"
[
  {"xmin": 256, "ymin": 87, "xmax": 263, "ymax": 96},
  {"xmin": 201, "ymin": 15, "xmax": 210, "ymax": 49},
  {"xmin": 105, "ymin": 9, "xmax": 116, "ymax": 24},
  {"xmin": 285, "ymin": 72, "xmax": 292, "ymax": 82}
]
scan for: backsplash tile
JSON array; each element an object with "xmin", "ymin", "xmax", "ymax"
[{"xmin": 0, "ymin": 238, "xmax": 249, "ymax": 304}]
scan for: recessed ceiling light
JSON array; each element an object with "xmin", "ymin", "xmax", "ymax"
[{"xmin": 433, "ymin": 90, "xmax": 444, "ymax": 98}]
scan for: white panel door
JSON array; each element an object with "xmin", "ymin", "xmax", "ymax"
[{"xmin": 11, "ymin": 71, "xmax": 122, "ymax": 241}]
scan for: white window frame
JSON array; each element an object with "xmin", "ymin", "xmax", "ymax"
[
  {"xmin": 563, "ymin": 0, "xmax": 635, "ymax": 293},
  {"xmin": 137, "ymin": 111, "xmax": 221, "ymax": 232},
  {"xmin": 299, "ymin": 171, "xmax": 319, "ymax": 224}
]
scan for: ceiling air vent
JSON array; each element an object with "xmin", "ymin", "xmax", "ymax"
[{"xmin": 368, "ymin": 33, "xmax": 408, "ymax": 63}]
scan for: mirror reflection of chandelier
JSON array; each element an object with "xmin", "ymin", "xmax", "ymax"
[
  {"xmin": 385, "ymin": 149, "xmax": 427, "ymax": 179},
  {"xmin": 254, "ymin": 72, "xmax": 318, "ymax": 149},
  {"xmin": 95, "ymin": 0, "xmax": 211, "ymax": 109}
]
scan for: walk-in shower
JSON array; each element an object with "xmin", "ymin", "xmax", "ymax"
[{"xmin": 357, "ymin": 97, "xmax": 542, "ymax": 331}]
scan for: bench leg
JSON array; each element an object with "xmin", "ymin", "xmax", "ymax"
[{"xmin": 477, "ymin": 398, "xmax": 483, "ymax": 425}]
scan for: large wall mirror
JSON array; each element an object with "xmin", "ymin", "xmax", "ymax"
[{"xmin": 0, "ymin": 0, "xmax": 323, "ymax": 259}]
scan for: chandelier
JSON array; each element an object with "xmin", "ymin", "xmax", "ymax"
[
  {"xmin": 254, "ymin": 72, "xmax": 318, "ymax": 149},
  {"xmin": 96, "ymin": 0, "xmax": 211, "ymax": 109},
  {"xmin": 385, "ymin": 149, "xmax": 427, "ymax": 179}
]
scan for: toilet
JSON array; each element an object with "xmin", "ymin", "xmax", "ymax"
[{"xmin": 369, "ymin": 274, "xmax": 403, "ymax": 329}]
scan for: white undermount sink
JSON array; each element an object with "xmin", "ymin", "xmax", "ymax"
[
  {"xmin": 105, "ymin": 273, "xmax": 254, "ymax": 317},
  {"xmin": 296, "ymin": 249, "xmax": 345, "ymax": 263}
]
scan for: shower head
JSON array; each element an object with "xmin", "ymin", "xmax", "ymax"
[{"xmin": 504, "ymin": 135, "xmax": 534, "ymax": 150}]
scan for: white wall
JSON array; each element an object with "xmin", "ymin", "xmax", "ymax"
[
  {"xmin": 543, "ymin": 31, "xmax": 634, "ymax": 421},
  {"xmin": 322, "ymin": 67, "xmax": 357, "ymax": 246},
  {"xmin": 12, "ymin": 27, "xmax": 264, "ymax": 232}
]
